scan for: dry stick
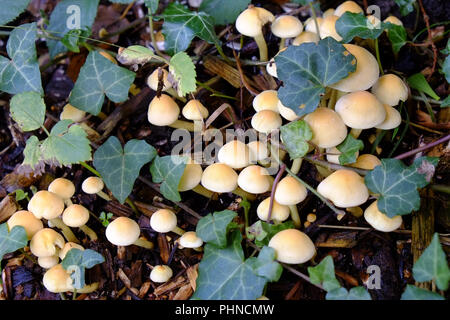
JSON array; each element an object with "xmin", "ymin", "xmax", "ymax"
[
  {"xmin": 394, "ymin": 134, "xmax": 450, "ymax": 160},
  {"xmin": 232, "ymin": 49, "xmax": 260, "ymax": 96},
  {"xmin": 304, "ymin": 156, "xmax": 369, "ymax": 176},
  {"xmin": 417, "ymin": 0, "xmax": 438, "ymax": 80},
  {"xmin": 267, "ymin": 164, "xmax": 286, "ymax": 223}
]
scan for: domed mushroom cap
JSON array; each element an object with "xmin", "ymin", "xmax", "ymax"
[
  {"xmin": 257, "ymin": 197, "xmax": 290, "ymax": 222},
  {"xmin": 335, "ymin": 91, "xmax": 386, "ymax": 129},
  {"xmin": 375, "ymin": 104, "xmax": 401, "ymax": 130},
  {"xmin": 150, "ymin": 209, "xmax": 178, "ymax": 233},
  {"xmin": 371, "ymin": 74, "xmax": 408, "ymax": 106},
  {"xmin": 7, "ymin": 210, "xmax": 43, "ymax": 239},
  {"xmin": 364, "ymin": 200, "xmax": 402, "ymax": 232},
  {"xmin": 304, "ymin": 17, "xmax": 323, "ymax": 33},
  {"xmin": 317, "ymin": 169, "xmax": 369, "ymax": 207},
  {"xmin": 329, "ymin": 44, "xmax": 379, "ymax": 92},
  {"xmin": 319, "ymin": 15, "xmax": 342, "ymax": 41},
  {"xmin": 247, "ymin": 141, "xmax": 269, "ymax": 163},
  {"xmin": 334, "ymin": 1, "xmax": 363, "ymax": 16},
  {"xmin": 28, "ymin": 191, "xmax": 65, "ymax": 220},
  {"xmin": 218, "ymin": 140, "xmax": 251, "ymax": 169},
  {"xmin": 274, "ymin": 176, "xmax": 307, "ymax": 205},
  {"xmin": 60, "ymin": 104, "xmax": 85, "ymax": 122},
  {"xmin": 251, "ymin": 110, "xmax": 282, "ymax": 134},
  {"xmin": 271, "ymin": 15, "xmax": 303, "ymax": 38},
  {"xmin": 147, "ymin": 68, "xmax": 172, "ymax": 91},
  {"xmin": 150, "ymin": 265, "xmax": 173, "ymax": 283},
  {"xmin": 43, "ymin": 264, "xmax": 74, "ymax": 293},
  {"xmin": 59, "ymin": 242, "xmax": 84, "ymax": 260},
  {"xmin": 148, "ymin": 94, "xmax": 180, "ymax": 126},
  {"xmin": 323, "ymin": 8, "xmax": 335, "ymax": 18},
  {"xmin": 62, "ymin": 204, "xmax": 89, "ymax": 228},
  {"xmin": 82, "ymin": 177, "xmax": 105, "ymax": 194},
  {"xmin": 182, "ymin": 99, "xmax": 209, "ymax": 121},
  {"xmin": 384, "ymin": 15, "xmax": 403, "ymax": 26},
  {"xmin": 292, "ymin": 31, "xmax": 319, "ymax": 46},
  {"xmin": 235, "ymin": 6, "xmax": 275, "ymax": 37},
  {"xmin": 350, "ymin": 154, "xmax": 381, "ymax": 170},
  {"xmin": 178, "ymin": 159, "xmax": 203, "ymax": 192},
  {"xmin": 30, "ymin": 228, "xmax": 65, "ymax": 258},
  {"xmin": 268, "ymin": 229, "xmax": 316, "ymax": 264},
  {"xmin": 106, "ymin": 217, "xmax": 140, "ymax": 246},
  {"xmin": 277, "ymin": 101, "xmax": 298, "ymax": 121},
  {"xmin": 253, "ymin": 90, "xmax": 280, "ymax": 113},
  {"xmin": 201, "ymin": 163, "xmax": 238, "ymax": 193},
  {"xmin": 48, "ymin": 178, "xmax": 75, "ymax": 200},
  {"xmin": 304, "ymin": 107, "xmax": 347, "ymax": 148},
  {"xmin": 38, "ymin": 255, "xmax": 59, "ymax": 269},
  {"xmin": 238, "ymin": 165, "xmax": 271, "ymax": 194},
  {"xmin": 179, "ymin": 231, "xmax": 203, "ymax": 248}
]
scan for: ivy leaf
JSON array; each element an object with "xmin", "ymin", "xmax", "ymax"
[
  {"xmin": 116, "ymin": 45, "xmax": 154, "ymax": 67},
  {"xmin": 407, "ymin": 73, "xmax": 440, "ymax": 100},
  {"xmin": 69, "ymin": 51, "xmax": 136, "ymax": 115},
  {"xmin": 386, "ymin": 23, "xmax": 407, "ymax": 54},
  {"xmin": 275, "ymin": 38, "xmax": 356, "ymax": 116},
  {"xmin": 326, "ymin": 287, "xmax": 371, "ymax": 300},
  {"xmin": 248, "ymin": 246, "xmax": 283, "ymax": 282},
  {"xmin": 144, "ymin": 0, "xmax": 159, "ymax": 14},
  {"xmin": 394, "ymin": 0, "xmax": 416, "ymax": 16},
  {"xmin": 199, "ymin": 0, "xmax": 250, "ymax": 25},
  {"xmin": 161, "ymin": 2, "xmax": 219, "ymax": 54},
  {"xmin": 280, "ymin": 120, "xmax": 313, "ymax": 159},
  {"xmin": 412, "ymin": 233, "xmax": 450, "ymax": 291},
  {"xmin": 0, "ymin": 223, "xmax": 28, "ymax": 262},
  {"xmin": 0, "ymin": 0, "xmax": 31, "ymax": 25},
  {"xmin": 169, "ymin": 52, "xmax": 197, "ymax": 97},
  {"xmin": 93, "ymin": 136, "xmax": 156, "ymax": 204},
  {"xmin": 336, "ymin": 134, "xmax": 364, "ymax": 165},
  {"xmin": 9, "ymin": 92, "xmax": 46, "ymax": 132},
  {"xmin": 61, "ymin": 248, "xmax": 104, "ymax": 289},
  {"xmin": 335, "ymin": 12, "xmax": 385, "ymax": 43},
  {"xmin": 150, "ymin": 155, "xmax": 188, "ymax": 202},
  {"xmin": 22, "ymin": 136, "xmax": 41, "ymax": 169},
  {"xmin": 196, "ymin": 210, "xmax": 237, "ymax": 248},
  {"xmin": 307, "ymin": 256, "xmax": 342, "ymax": 292},
  {"xmin": 46, "ymin": 0, "xmax": 99, "ymax": 58},
  {"xmin": 364, "ymin": 157, "xmax": 439, "ymax": 217},
  {"xmin": 246, "ymin": 220, "xmax": 295, "ymax": 247},
  {"xmin": 0, "ymin": 22, "xmax": 43, "ymax": 95},
  {"xmin": 401, "ymin": 285, "xmax": 445, "ymax": 300}
]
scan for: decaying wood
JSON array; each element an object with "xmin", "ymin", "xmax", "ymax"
[
  {"xmin": 138, "ymin": 281, "xmax": 151, "ymax": 299},
  {"xmin": 186, "ymin": 264, "xmax": 199, "ymax": 292},
  {"xmin": 0, "ymin": 195, "xmax": 18, "ymax": 223},
  {"xmin": 157, "ymin": 233, "xmax": 170, "ymax": 264},
  {"xmin": 173, "ymin": 283, "xmax": 193, "ymax": 300},
  {"xmin": 315, "ymin": 231, "xmax": 359, "ymax": 248},
  {"xmin": 153, "ymin": 276, "xmax": 187, "ymax": 296},
  {"xmin": 134, "ymin": 201, "xmax": 159, "ymax": 217},
  {"xmin": 203, "ymin": 55, "xmax": 254, "ymax": 89},
  {"xmin": 117, "ymin": 268, "xmax": 139, "ymax": 296}
]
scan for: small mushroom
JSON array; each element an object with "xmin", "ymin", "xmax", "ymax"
[
  {"xmin": 247, "ymin": 141, "xmax": 270, "ymax": 165},
  {"xmin": 238, "ymin": 165, "xmax": 271, "ymax": 194},
  {"xmin": 277, "ymin": 101, "xmax": 298, "ymax": 121},
  {"xmin": 304, "ymin": 107, "xmax": 347, "ymax": 148},
  {"xmin": 292, "ymin": 31, "xmax": 319, "ymax": 46},
  {"xmin": 147, "ymin": 94, "xmax": 195, "ymax": 131},
  {"xmin": 48, "ymin": 177, "xmax": 76, "ymax": 206},
  {"xmin": 60, "ymin": 104, "xmax": 86, "ymax": 122},
  {"xmin": 150, "ymin": 265, "xmax": 173, "ymax": 283},
  {"xmin": 30, "ymin": 228, "xmax": 65, "ymax": 258},
  {"xmin": 268, "ymin": 229, "xmax": 316, "ymax": 264},
  {"xmin": 271, "ymin": 15, "xmax": 303, "ymax": 49},
  {"xmin": 251, "ymin": 110, "xmax": 282, "ymax": 134},
  {"xmin": 7, "ymin": 210, "xmax": 43, "ymax": 240},
  {"xmin": 59, "ymin": 242, "xmax": 84, "ymax": 260},
  {"xmin": 218, "ymin": 140, "xmax": 251, "ymax": 169},
  {"xmin": 38, "ymin": 255, "xmax": 60, "ymax": 269},
  {"xmin": 253, "ymin": 90, "xmax": 280, "ymax": 113},
  {"xmin": 179, "ymin": 231, "xmax": 203, "ymax": 251},
  {"xmin": 350, "ymin": 154, "xmax": 382, "ymax": 170},
  {"xmin": 364, "ymin": 200, "xmax": 403, "ymax": 232},
  {"xmin": 43, "ymin": 264, "xmax": 98, "ymax": 293},
  {"xmin": 81, "ymin": 177, "xmax": 111, "ymax": 201},
  {"xmin": 384, "ymin": 15, "xmax": 403, "ymax": 27},
  {"xmin": 106, "ymin": 217, "xmax": 154, "ymax": 249},
  {"xmin": 371, "ymin": 74, "xmax": 409, "ymax": 106},
  {"xmin": 375, "ymin": 104, "xmax": 401, "ymax": 130},
  {"xmin": 334, "ymin": 1, "xmax": 363, "ymax": 17},
  {"xmin": 182, "ymin": 99, "xmax": 209, "ymax": 131},
  {"xmin": 62, "ymin": 204, "xmax": 98, "ymax": 241},
  {"xmin": 274, "ymin": 176, "xmax": 307, "ymax": 228},
  {"xmin": 257, "ymin": 197, "xmax": 290, "ymax": 223},
  {"xmin": 150, "ymin": 209, "xmax": 185, "ymax": 236},
  {"xmin": 201, "ymin": 163, "xmax": 238, "ymax": 193},
  {"xmin": 319, "ymin": 15, "xmax": 342, "ymax": 41}
]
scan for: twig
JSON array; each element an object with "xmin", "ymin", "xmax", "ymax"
[
  {"xmin": 267, "ymin": 164, "xmax": 286, "ymax": 223},
  {"xmin": 304, "ymin": 156, "xmax": 369, "ymax": 176},
  {"xmin": 394, "ymin": 134, "xmax": 450, "ymax": 160},
  {"xmin": 417, "ymin": 0, "xmax": 438, "ymax": 80},
  {"xmin": 232, "ymin": 49, "xmax": 260, "ymax": 96}
]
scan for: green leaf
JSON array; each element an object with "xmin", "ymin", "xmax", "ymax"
[
  {"xmin": 0, "ymin": 0, "xmax": 31, "ymax": 25},
  {"xmin": 0, "ymin": 23, "xmax": 43, "ymax": 95},
  {"xmin": 275, "ymin": 38, "xmax": 356, "ymax": 116},
  {"xmin": 412, "ymin": 233, "xmax": 450, "ymax": 291},
  {"xmin": 443, "ymin": 56, "xmax": 450, "ymax": 83},
  {"xmin": 61, "ymin": 248, "xmax": 104, "ymax": 289},
  {"xmin": 386, "ymin": 23, "xmax": 407, "ymax": 54},
  {"xmin": 247, "ymin": 220, "xmax": 295, "ymax": 247},
  {"xmin": 326, "ymin": 286, "xmax": 371, "ymax": 300},
  {"xmin": 364, "ymin": 157, "xmax": 439, "ymax": 217},
  {"xmin": 22, "ymin": 136, "xmax": 41, "ymax": 169},
  {"xmin": 280, "ymin": 120, "xmax": 313, "ymax": 159},
  {"xmin": 307, "ymin": 256, "xmax": 342, "ymax": 292},
  {"xmin": 9, "ymin": 92, "xmax": 46, "ymax": 132},
  {"xmin": 199, "ymin": 0, "xmax": 250, "ymax": 25},
  {"xmin": 169, "ymin": 52, "xmax": 197, "ymax": 97},
  {"xmin": 401, "ymin": 285, "xmax": 445, "ymax": 300},
  {"xmin": 14, "ymin": 189, "xmax": 28, "ymax": 201},
  {"xmin": 161, "ymin": 2, "xmax": 219, "ymax": 54},
  {"xmin": 0, "ymin": 223, "xmax": 28, "ymax": 262},
  {"xmin": 335, "ymin": 12, "xmax": 384, "ymax": 43},
  {"xmin": 441, "ymin": 39, "xmax": 450, "ymax": 55},
  {"xmin": 441, "ymin": 95, "xmax": 450, "ymax": 108},
  {"xmin": 248, "ymin": 246, "xmax": 283, "ymax": 282},
  {"xmin": 394, "ymin": 0, "xmax": 416, "ymax": 16},
  {"xmin": 336, "ymin": 134, "xmax": 364, "ymax": 165},
  {"xmin": 407, "ymin": 73, "xmax": 440, "ymax": 100},
  {"xmin": 69, "ymin": 51, "xmax": 136, "ymax": 115},
  {"xmin": 93, "ymin": 136, "xmax": 156, "ymax": 204},
  {"xmin": 196, "ymin": 210, "xmax": 237, "ymax": 248},
  {"xmin": 60, "ymin": 29, "xmax": 90, "ymax": 53},
  {"xmin": 116, "ymin": 45, "xmax": 154, "ymax": 67},
  {"xmin": 46, "ymin": 0, "xmax": 99, "ymax": 58},
  {"xmin": 144, "ymin": 0, "xmax": 159, "ymax": 14},
  {"xmin": 150, "ymin": 155, "xmax": 188, "ymax": 202}
]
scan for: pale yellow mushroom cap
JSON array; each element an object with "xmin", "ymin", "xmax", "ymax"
[
  {"xmin": 147, "ymin": 94, "xmax": 180, "ymax": 126},
  {"xmin": 304, "ymin": 107, "xmax": 347, "ymax": 148},
  {"xmin": 317, "ymin": 169, "xmax": 369, "ymax": 207},
  {"xmin": 30, "ymin": 228, "xmax": 65, "ymax": 258},
  {"xmin": 326, "ymin": 146, "xmax": 359, "ymax": 165},
  {"xmin": 319, "ymin": 15, "xmax": 342, "ymax": 41},
  {"xmin": 60, "ymin": 104, "xmax": 86, "ymax": 122},
  {"xmin": 277, "ymin": 101, "xmax": 298, "ymax": 121},
  {"xmin": 335, "ymin": 91, "xmax": 386, "ymax": 129},
  {"xmin": 147, "ymin": 68, "xmax": 172, "ymax": 91},
  {"xmin": 367, "ymin": 15, "xmax": 382, "ymax": 29},
  {"xmin": 268, "ymin": 229, "xmax": 316, "ymax": 264},
  {"xmin": 350, "ymin": 154, "xmax": 382, "ymax": 170},
  {"xmin": 364, "ymin": 200, "xmax": 402, "ymax": 232},
  {"xmin": 28, "ymin": 191, "xmax": 65, "ymax": 220},
  {"xmin": 334, "ymin": 1, "xmax": 364, "ymax": 16},
  {"xmin": 251, "ymin": 110, "xmax": 282, "ymax": 134},
  {"xmin": 59, "ymin": 242, "xmax": 84, "ymax": 260},
  {"xmin": 38, "ymin": 255, "xmax": 59, "ymax": 269},
  {"xmin": 266, "ymin": 57, "xmax": 278, "ymax": 78},
  {"xmin": 292, "ymin": 31, "xmax": 319, "ymax": 46},
  {"xmin": 329, "ymin": 44, "xmax": 379, "ymax": 92},
  {"xmin": 48, "ymin": 178, "xmax": 75, "ymax": 200},
  {"xmin": 371, "ymin": 74, "xmax": 409, "ymax": 106},
  {"xmin": 271, "ymin": 15, "xmax": 303, "ymax": 38},
  {"xmin": 253, "ymin": 90, "xmax": 280, "ymax": 113},
  {"xmin": 257, "ymin": 197, "xmax": 290, "ymax": 222},
  {"xmin": 182, "ymin": 99, "xmax": 209, "ymax": 120},
  {"xmin": 376, "ymin": 104, "xmax": 401, "ymax": 130},
  {"xmin": 7, "ymin": 210, "xmax": 43, "ymax": 240},
  {"xmin": 247, "ymin": 141, "xmax": 269, "ymax": 163},
  {"xmin": 237, "ymin": 165, "xmax": 271, "ymax": 194},
  {"xmin": 235, "ymin": 6, "xmax": 275, "ymax": 37},
  {"xmin": 43, "ymin": 264, "xmax": 74, "ymax": 293},
  {"xmin": 82, "ymin": 176, "xmax": 105, "ymax": 194},
  {"xmin": 179, "ymin": 231, "xmax": 203, "ymax": 248},
  {"xmin": 106, "ymin": 217, "xmax": 140, "ymax": 246},
  {"xmin": 274, "ymin": 176, "xmax": 307, "ymax": 205},
  {"xmin": 62, "ymin": 204, "xmax": 89, "ymax": 228},
  {"xmin": 178, "ymin": 159, "xmax": 203, "ymax": 192},
  {"xmin": 150, "ymin": 265, "xmax": 173, "ymax": 283},
  {"xmin": 150, "ymin": 209, "xmax": 178, "ymax": 233},
  {"xmin": 305, "ymin": 17, "xmax": 323, "ymax": 33},
  {"xmin": 384, "ymin": 15, "xmax": 403, "ymax": 26},
  {"xmin": 218, "ymin": 140, "xmax": 251, "ymax": 169},
  {"xmin": 201, "ymin": 163, "xmax": 238, "ymax": 193},
  {"xmin": 323, "ymin": 8, "xmax": 336, "ymax": 18}
]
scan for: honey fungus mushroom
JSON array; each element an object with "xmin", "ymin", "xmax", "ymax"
[
  {"xmin": 106, "ymin": 217, "xmax": 153, "ymax": 249},
  {"xmin": 7, "ymin": 210, "xmax": 43, "ymax": 240},
  {"xmin": 268, "ymin": 229, "xmax": 316, "ymax": 264}
]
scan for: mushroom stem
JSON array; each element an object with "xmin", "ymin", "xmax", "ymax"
[
  {"xmin": 64, "ymin": 199, "xmax": 73, "ymax": 207},
  {"xmin": 166, "ymin": 88, "xmax": 187, "ymax": 103},
  {"xmin": 74, "ymin": 282, "xmax": 99, "ymax": 294},
  {"xmin": 350, "ymin": 128, "xmax": 363, "ymax": 138},
  {"xmin": 79, "ymin": 225, "xmax": 98, "ymax": 241},
  {"xmin": 49, "ymin": 218, "xmax": 80, "ymax": 244},
  {"xmin": 191, "ymin": 185, "xmax": 218, "ymax": 200},
  {"xmin": 96, "ymin": 190, "xmax": 111, "ymax": 201},
  {"xmin": 133, "ymin": 238, "xmax": 154, "ymax": 249},
  {"xmin": 279, "ymin": 38, "xmax": 286, "ymax": 51},
  {"xmin": 232, "ymin": 187, "xmax": 256, "ymax": 201},
  {"xmin": 169, "ymin": 120, "xmax": 195, "ymax": 132},
  {"xmin": 253, "ymin": 33, "xmax": 269, "ymax": 62},
  {"xmin": 172, "ymin": 226, "xmax": 186, "ymax": 236},
  {"xmin": 290, "ymin": 158, "xmax": 303, "ymax": 175},
  {"xmin": 288, "ymin": 205, "xmax": 301, "ymax": 228}
]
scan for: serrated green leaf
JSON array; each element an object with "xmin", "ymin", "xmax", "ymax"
[
  {"xmin": 0, "ymin": 0, "xmax": 31, "ymax": 25},
  {"xmin": 0, "ymin": 223, "xmax": 28, "ymax": 262},
  {"xmin": 364, "ymin": 157, "xmax": 439, "ymax": 217},
  {"xmin": 248, "ymin": 246, "xmax": 282, "ymax": 282},
  {"xmin": 69, "ymin": 51, "xmax": 136, "ymax": 115},
  {"xmin": 275, "ymin": 38, "xmax": 356, "ymax": 116},
  {"xmin": 196, "ymin": 210, "xmax": 237, "ymax": 248},
  {"xmin": 10, "ymin": 92, "xmax": 46, "ymax": 131},
  {"xmin": 144, "ymin": 0, "xmax": 159, "ymax": 13},
  {"xmin": 326, "ymin": 286, "xmax": 371, "ymax": 300},
  {"xmin": 412, "ymin": 233, "xmax": 450, "ymax": 291},
  {"xmin": 247, "ymin": 220, "xmax": 295, "ymax": 247},
  {"xmin": 400, "ymin": 284, "xmax": 445, "ymax": 300},
  {"xmin": 116, "ymin": 45, "xmax": 154, "ymax": 66},
  {"xmin": 0, "ymin": 23, "xmax": 43, "ymax": 95},
  {"xmin": 335, "ymin": 12, "xmax": 385, "ymax": 43},
  {"xmin": 199, "ymin": 0, "xmax": 250, "ymax": 25},
  {"xmin": 307, "ymin": 256, "xmax": 342, "ymax": 292},
  {"xmin": 169, "ymin": 52, "xmax": 197, "ymax": 97},
  {"xmin": 407, "ymin": 73, "xmax": 440, "ymax": 100},
  {"xmin": 336, "ymin": 134, "xmax": 364, "ymax": 165},
  {"xmin": 62, "ymin": 248, "xmax": 104, "ymax": 289},
  {"xmin": 386, "ymin": 23, "xmax": 407, "ymax": 54},
  {"xmin": 22, "ymin": 136, "xmax": 41, "ymax": 169},
  {"xmin": 280, "ymin": 120, "xmax": 312, "ymax": 159},
  {"xmin": 46, "ymin": 0, "xmax": 99, "ymax": 58},
  {"xmin": 394, "ymin": 0, "xmax": 416, "ymax": 16},
  {"xmin": 150, "ymin": 155, "xmax": 188, "ymax": 202},
  {"xmin": 93, "ymin": 136, "xmax": 156, "ymax": 204}
]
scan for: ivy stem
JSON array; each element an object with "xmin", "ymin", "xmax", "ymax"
[
  {"xmin": 267, "ymin": 164, "xmax": 286, "ymax": 223},
  {"xmin": 49, "ymin": 218, "xmax": 80, "ymax": 244},
  {"xmin": 394, "ymin": 134, "xmax": 450, "ymax": 160},
  {"xmin": 148, "ymin": 13, "xmax": 164, "ymax": 57},
  {"xmin": 374, "ymin": 38, "xmax": 384, "ymax": 75},
  {"xmin": 309, "ymin": 2, "xmax": 321, "ymax": 39},
  {"xmin": 304, "ymin": 156, "xmax": 369, "ymax": 176},
  {"xmin": 253, "ymin": 34, "xmax": 268, "ymax": 62},
  {"xmin": 290, "ymin": 158, "xmax": 303, "ymax": 175}
]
